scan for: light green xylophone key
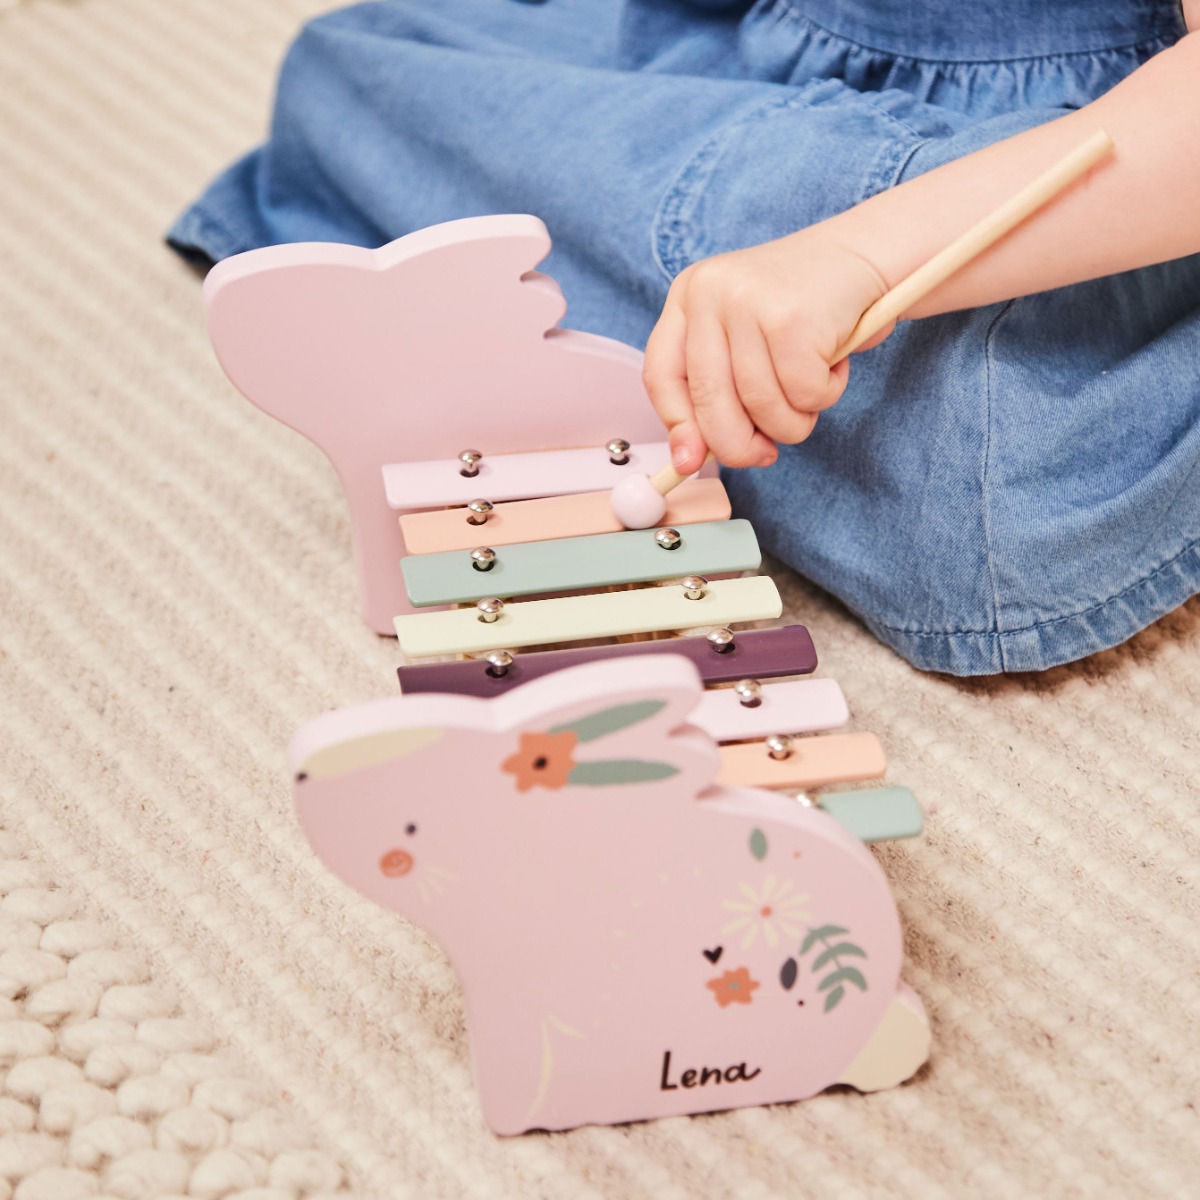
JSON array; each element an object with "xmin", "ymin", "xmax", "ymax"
[
  {"xmin": 400, "ymin": 519, "xmax": 762, "ymax": 606},
  {"xmin": 819, "ymin": 787, "xmax": 924, "ymax": 842},
  {"xmin": 394, "ymin": 575, "xmax": 782, "ymax": 658}
]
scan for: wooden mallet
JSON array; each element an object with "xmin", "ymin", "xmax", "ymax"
[{"xmin": 610, "ymin": 128, "xmax": 1114, "ymax": 529}]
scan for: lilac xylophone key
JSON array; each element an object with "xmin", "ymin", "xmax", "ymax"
[{"xmin": 396, "ymin": 624, "xmax": 817, "ymax": 697}]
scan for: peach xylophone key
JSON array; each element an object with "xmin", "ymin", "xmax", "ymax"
[
  {"xmin": 398, "ymin": 478, "xmax": 730, "ymax": 553},
  {"xmin": 717, "ymin": 731, "xmax": 887, "ymax": 789}
]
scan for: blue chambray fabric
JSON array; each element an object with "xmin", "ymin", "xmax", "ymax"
[{"xmin": 169, "ymin": 0, "xmax": 1200, "ymax": 675}]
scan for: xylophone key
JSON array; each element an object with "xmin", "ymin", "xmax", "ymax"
[
  {"xmin": 691, "ymin": 678, "xmax": 849, "ymax": 742},
  {"xmin": 716, "ymin": 731, "xmax": 886, "ymax": 789},
  {"xmin": 400, "ymin": 519, "xmax": 761, "ymax": 606},
  {"xmin": 818, "ymin": 786, "xmax": 924, "ymax": 842},
  {"xmin": 396, "ymin": 624, "xmax": 818, "ymax": 695},
  {"xmin": 393, "ymin": 575, "xmax": 782, "ymax": 657},
  {"xmin": 398, "ymin": 478, "xmax": 730, "ymax": 554},
  {"xmin": 383, "ymin": 442, "xmax": 672, "ymax": 509}
]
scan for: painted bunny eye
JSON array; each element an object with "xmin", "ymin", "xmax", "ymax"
[{"xmin": 406, "ymin": 823, "xmax": 417, "ymax": 835}]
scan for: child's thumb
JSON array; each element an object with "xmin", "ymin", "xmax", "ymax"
[{"xmin": 669, "ymin": 424, "xmax": 709, "ymax": 476}]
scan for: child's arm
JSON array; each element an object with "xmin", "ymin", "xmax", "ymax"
[{"xmin": 645, "ymin": 32, "xmax": 1200, "ymax": 473}]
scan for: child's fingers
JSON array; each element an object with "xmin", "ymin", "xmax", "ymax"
[
  {"xmin": 853, "ymin": 320, "xmax": 896, "ymax": 354},
  {"xmin": 665, "ymin": 418, "xmax": 708, "ymax": 477},
  {"xmin": 764, "ymin": 323, "xmax": 849, "ymax": 416},
  {"xmin": 643, "ymin": 296, "xmax": 707, "ymax": 473},
  {"xmin": 727, "ymin": 314, "xmax": 818, "ymax": 447},
  {"xmin": 685, "ymin": 309, "xmax": 776, "ymax": 469}
]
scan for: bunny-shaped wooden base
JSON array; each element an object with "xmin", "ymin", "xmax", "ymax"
[
  {"xmin": 205, "ymin": 215, "xmax": 930, "ymax": 1134},
  {"xmin": 293, "ymin": 657, "xmax": 929, "ymax": 1134}
]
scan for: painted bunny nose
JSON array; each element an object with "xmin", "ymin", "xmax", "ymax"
[{"xmin": 380, "ymin": 848, "xmax": 414, "ymax": 877}]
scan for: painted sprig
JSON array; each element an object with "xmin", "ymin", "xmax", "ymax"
[
  {"xmin": 502, "ymin": 700, "xmax": 680, "ymax": 791},
  {"xmin": 800, "ymin": 925, "xmax": 869, "ymax": 1013}
]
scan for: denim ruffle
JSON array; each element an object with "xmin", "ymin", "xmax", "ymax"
[{"xmin": 747, "ymin": 17, "xmax": 1176, "ymax": 118}]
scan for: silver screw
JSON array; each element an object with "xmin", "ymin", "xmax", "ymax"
[
  {"xmin": 458, "ymin": 449, "xmax": 483, "ymax": 478},
  {"xmin": 681, "ymin": 575, "xmax": 708, "ymax": 600},
  {"xmin": 483, "ymin": 649, "xmax": 513, "ymax": 677},
  {"xmin": 606, "ymin": 438, "xmax": 631, "ymax": 465},
  {"xmin": 654, "ymin": 528, "xmax": 682, "ymax": 551},
  {"xmin": 476, "ymin": 597, "xmax": 505, "ymax": 623},
  {"xmin": 766, "ymin": 734, "xmax": 793, "ymax": 760},
  {"xmin": 706, "ymin": 627, "xmax": 735, "ymax": 654},
  {"xmin": 466, "ymin": 499, "xmax": 493, "ymax": 525},
  {"xmin": 734, "ymin": 679, "xmax": 763, "ymax": 707},
  {"xmin": 470, "ymin": 546, "xmax": 497, "ymax": 572}
]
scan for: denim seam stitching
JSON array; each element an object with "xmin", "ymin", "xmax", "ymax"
[
  {"xmin": 769, "ymin": 0, "xmax": 1180, "ymax": 66},
  {"xmin": 653, "ymin": 87, "xmax": 828, "ymax": 282},
  {"xmin": 981, "ymin": 300, "xmax": 1016, "ymax": 669},
  {"xmin": 868, "ymin": 531, "xmax": 1200, "ymax": 640},
  {"xmin": 653, "ymin": 85, "xmax": 926, "ymax": 281},
  {"xmin": 653, "ymin": 136, "xmax": 719, "ymax": 282}
]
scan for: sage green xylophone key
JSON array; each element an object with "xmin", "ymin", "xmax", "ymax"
[{"xmin": 400, "ymin": 519, "xmax": 762, "ymax": 607}]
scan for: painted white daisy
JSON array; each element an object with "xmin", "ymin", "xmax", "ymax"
[{"xmin": 720, "ymin": 875, "xmax": 811, "ymax": 950}]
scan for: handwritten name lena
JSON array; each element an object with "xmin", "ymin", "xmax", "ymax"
[{"xmin": 659, "ymin": 1050, "xmax": 762, "ymax": 1091}]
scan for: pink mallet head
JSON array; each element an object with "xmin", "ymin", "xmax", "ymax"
[{"xmin": 610, "ymin": 473, "xmax": 668, "ymax": 530}]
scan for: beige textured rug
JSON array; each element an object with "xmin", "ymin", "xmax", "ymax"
[{"xmin": 1, "ymin": 2, "xmax": 1198, "ymax": 1196}]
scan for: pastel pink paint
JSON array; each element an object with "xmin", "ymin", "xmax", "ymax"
[
  {"xmin": 203, "ymin": 216, "xmax": 701, "ymax": 632},
  {"xmin": 293, "ymin": 656, "xmax": 911, "ymax": 1134}
]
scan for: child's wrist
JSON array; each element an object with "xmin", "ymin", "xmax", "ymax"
[
  {"xmin": 781, "ymin": 221, "xmax": 892, "ymax": 325},
  {"xmin": 819, "ymin": 203, "xmax": 917, "ymax": 299}
]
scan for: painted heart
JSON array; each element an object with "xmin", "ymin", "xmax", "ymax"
[{"xmin": 702, "ymin": 947, "xmax": 723, "ymax": 964}]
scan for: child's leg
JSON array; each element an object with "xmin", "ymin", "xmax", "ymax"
[
  {"xmin": 170, "ymin": 0, "xmax": 1200, "ymax": 673},
  {"xmin": 169, "ymin": 2, "xmax": 965, "ymax": 347}
]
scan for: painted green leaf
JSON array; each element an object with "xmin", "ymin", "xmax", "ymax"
[
  {"xmin": 818, "ymin": 966, "xmax": 868, "ymax": 993},
  {"xmin": 824, "ymin": 985, "xmax": 845, "ymax": 1013},
  {"xmin": 549, "ymin": 700, "xmax": 667, "ymax": 744},
  {"xmin": 800, "ymin": 925, "xmax": 849, "ymax": 955},
  {"xmin": 749, "ymin": 828, "xmax": 768, "ymax": 861},
  {"xmin": 811, "ymin": 943, "xmax": 867, "ymax": 972},
  {"xmin": 566, "ymin": 759, "xmax": 679, "ymax": 787}
]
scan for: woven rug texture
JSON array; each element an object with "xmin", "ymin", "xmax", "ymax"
[{"xmin": 1, "ymin": 2, "xmax": 1197, "ymax": 1197}]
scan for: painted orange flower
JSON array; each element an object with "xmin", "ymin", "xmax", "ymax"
[
  {"xmin": 501, "ymin": 730, "xmax": 579, "ymax": 792},
  {"xmin": 707, "ymin": 966, "xmax": 760, "ymax": 1008}
]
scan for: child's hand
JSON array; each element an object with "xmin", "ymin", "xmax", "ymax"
[{"xmin": 642, "ymin": 227, "xmax": 892, "ymax": 473}]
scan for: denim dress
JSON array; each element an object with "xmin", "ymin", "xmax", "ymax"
[{"xmin": 169, "ymin": 0, "xmax": 1200, "ymax": 675}]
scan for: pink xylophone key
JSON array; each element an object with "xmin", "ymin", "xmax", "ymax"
[
  {"xmin": 383, "ymin": 441, "xmax": 672, "ymax": 509},
  {"xmin": 691, "ymin": 678, "xmax": 849, "ymax": 741}
]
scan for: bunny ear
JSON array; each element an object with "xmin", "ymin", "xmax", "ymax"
[
  {"xmin": 548, "ymin": 701, "xmax": 681, "ymax": 788},
  {"xmin": 566, "ymin": 759, "xmax": 679, "ymax": 786},
  {"xmin": 296, "ymin": 726, "xmax": 445, "ymax": 781},
  {"xmin": 495, "ymin": 657, "xmax": 718, "ymax": 798},
  {"xmin": 548, "ymin": 700, "xmax": 667, "ymax": 744}
]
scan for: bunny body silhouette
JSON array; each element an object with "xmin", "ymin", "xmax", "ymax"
[{"xmin": 293, "ymin": 655, "xmax": 929, "ymax": 1134}]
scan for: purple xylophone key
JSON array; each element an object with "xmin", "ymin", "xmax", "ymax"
[{"xmin": 397, "ymin": 624, "xmax": 817, "ymax": 697}]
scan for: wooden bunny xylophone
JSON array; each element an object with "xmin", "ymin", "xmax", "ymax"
[{"xmin": 204, "ymin": 215, "xmax": 931, "ymax": 1134}]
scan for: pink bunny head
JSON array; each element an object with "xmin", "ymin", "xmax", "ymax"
[
  {"xmin": 290, "ymin": 657, "xmax": 925, "ymax": 1133},
  {"xmin": 291, "ymin": 657, "xmax": 717, "ymax": 944}
]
